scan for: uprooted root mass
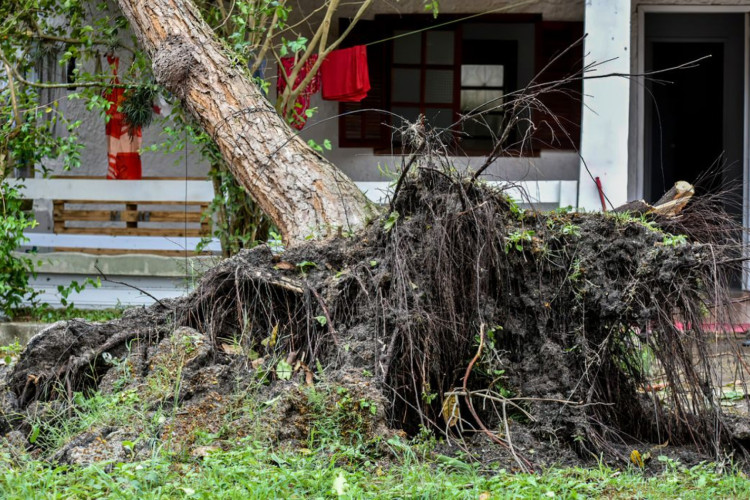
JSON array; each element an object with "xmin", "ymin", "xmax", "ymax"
[{"xmin": 2, "ymin": 170, "xmax": 749, "ymax": 469}]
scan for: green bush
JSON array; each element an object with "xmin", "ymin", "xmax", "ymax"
[{"xmin": 0, "ymin": 181, "xmax": 38, "ymax": 318}]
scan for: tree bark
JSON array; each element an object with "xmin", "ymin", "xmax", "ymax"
[{"xmin": 116, "ymin": 0, "xmax": 370, "ymax": 245}]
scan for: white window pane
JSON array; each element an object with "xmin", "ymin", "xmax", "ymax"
[
  {"xmin": 426, "ymin": 31, "xmax": 454, "ymax": 64},
  {"xmin": 424, "ymin": 69, "xmax": 454, "ymax": 103},
  {"xmin": 461, "ymin": 89, "xmax": 504, "ymax": 112},
  {"xmin": 461, "ymin": 65, "xmax": 504, "ymax": 87},
  {"xmin": 393, "ymin": 31, "xmax": 422, "ymax": 64}
]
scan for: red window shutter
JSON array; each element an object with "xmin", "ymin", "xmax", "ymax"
[
  {"xmin": 337, "ymin": 19, "xmax": 389, "ymax": 148},
  {"xmin": 532, "ymin": 21, "xmax": 584, "ymax": 151}
]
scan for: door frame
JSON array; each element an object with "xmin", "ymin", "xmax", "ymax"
[{"xmin": 636, "ymin": 5, "xmax": 750, "ymax": 289}]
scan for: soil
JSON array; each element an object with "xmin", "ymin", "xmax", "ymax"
[{"xmin": 2, "ymin": 170, "xmax": 750, "ymax": 472}]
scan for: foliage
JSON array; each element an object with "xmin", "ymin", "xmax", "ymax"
[
  {"xmin": 424, "ymin": 0, "xmax": 440, "ymax": 17},
  {"xmin": 0, "ymin": 181, "xmax": 38, "ymax": 317},
  {"xmin": 0, "ymin": 341, "xmax": 22, "ymax": 365},
  {"xmin": 504, "ymin": 228, "xmax": 534, "ymax": 253},
  {"xmin": 0, "ymin": 181, "xmax": 101, "ymax": 317},
  {"xmin": 0, "ymin": 183, "xmax": 102, "ymax": 318}
]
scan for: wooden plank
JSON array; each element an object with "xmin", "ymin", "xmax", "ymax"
[
  {"xmin": 53, "ymin": 210, "xmax": 204, "ymax": 223},
  {"xmin": 56, "ymin": 227, "xmax": 207, "ymax": 237},
  {"xmin": 613, "ymin": 181, "xmax": 695, "ymax": 217},
  {"xmin": 56, "ymin": 200, "xmax": 207, "ymax": 206},
  {"xmin": 22, "ymin": 233, "xmax": 221, "ymax": 252},
  {"xmin": 125, "ymin": 203, "xmax": 138, "ymax": 229}
]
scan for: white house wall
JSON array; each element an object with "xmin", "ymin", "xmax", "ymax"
[
  {"xmin": 28, "ymin": 1, "xmax": 589, "ymax": 190},
  {"xmin": 31, "ymin": 0, "xmax": 210, "ymax": 180},
  {"xmin": 334, "ymin": 0, "xmax": 583, "ymax": 21},
  {"xmin": 41, "ymin": 88, "xmax": 209, "ymax": 179},
  {"xmin": 35, "ymin": 1, "xmax": 588, "ymax": 185}
]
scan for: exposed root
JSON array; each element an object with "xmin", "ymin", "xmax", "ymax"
[{"xmin": 2, "ymin": 168, "xmax": 749, "ymax": 469}]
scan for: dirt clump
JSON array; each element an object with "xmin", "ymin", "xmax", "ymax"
[{"xmin": 1, "ymin": 169, "xmax": 749, "ymax": 471}]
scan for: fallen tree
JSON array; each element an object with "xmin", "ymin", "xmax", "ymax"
[{"xmin": 2, "ymin": 162, "xmax": 748, "ymax": 470}]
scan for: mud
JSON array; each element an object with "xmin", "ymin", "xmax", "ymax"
[{"xmin": 2, "ymin": 170, "xmax": 750, "ymax": 471}]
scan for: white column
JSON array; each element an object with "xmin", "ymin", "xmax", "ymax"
[{"xmin": 578, "ymin": 0, "xmax": 632, "ymax": 210}]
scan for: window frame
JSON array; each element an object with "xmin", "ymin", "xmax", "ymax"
[{"xmin": 337, "ymin": 14, "xmax": 584, "ymax": 156}]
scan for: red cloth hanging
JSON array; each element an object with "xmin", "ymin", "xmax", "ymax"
[
  {"xmin": 321, "ymin": 45, "xmax": 370, "ymax": 102},
  {"xmin": 277, "ymin": 55, "xmax": 321, "ymax": 130},
  {"xmin": 104, "ymin": 55, "xmax": 142, "ymax": 180}
]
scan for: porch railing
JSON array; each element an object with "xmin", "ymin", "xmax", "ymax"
[{"xmin": 12, "ymin": 178, "xmax": 578, "ymax": 255}]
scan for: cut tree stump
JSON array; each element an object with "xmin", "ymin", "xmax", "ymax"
[{"xmin": 613, "ymin": 180, "xmax": 694, "ymax": 216}]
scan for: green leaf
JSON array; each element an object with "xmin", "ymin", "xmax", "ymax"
[
  {"xmin": 332, "ymin": 472, "xmax": 348, "ymax": 496},
  {"xmin": 276, "ymin": 359, "xmax": 293, "ymax": 380},
  {"xmin": 28, "ymin": 425, "xmax": 40, "ymax": 444},
  {"xmin": 383, "ymin": 211, "xmax": 400, "ymax": 232}
]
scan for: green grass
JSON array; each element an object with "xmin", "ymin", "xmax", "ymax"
[
  {"xmin": 2, "ymin": 443, "xmax": 749, "ymax": 499},
  {"xmin": 2, "ymin": 358, "xmax": 749, "ymax": 499}
]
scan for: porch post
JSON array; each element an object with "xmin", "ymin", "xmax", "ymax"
[{"xmin": 578, "ymin": 0, "xmax": 632, "ymax": 210}]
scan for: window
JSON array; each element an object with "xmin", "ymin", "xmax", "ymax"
[
  {"xmin": 458, "ymin": 39, "xmax": 518, "ymax": 151},
  {"xmin": 338, "ymin": 16, "xmax": 583, "ymax": 155},
  {"xmin": 391, "ymin": 30, "xmax": 457, "ymax": 135}
]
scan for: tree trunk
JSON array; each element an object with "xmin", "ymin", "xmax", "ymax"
[{"xmin": 116, "ymin": 0, "xmax": 370, "ymax": 245}]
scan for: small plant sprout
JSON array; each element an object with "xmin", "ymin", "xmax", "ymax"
[
  {"xmin": 505, "ymin": 229, "xmax": 535, "ymax": 253},
  {"xmin": 662, "ymin": 233, "xmax": 687, "ymax": 247},
  {"xmin": 296, "ymin": 260, "xmax": 317, "ymax": 276},
  {"xmin": 383, "ymin": 211, "xmax": 400, "ymax": 232}
]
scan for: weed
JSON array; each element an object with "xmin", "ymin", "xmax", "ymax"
[
  {"xmin": 383, "ymin": 211, "xmax": 400, "ymax": 232},
  {"xmin": 662, "ymin": 233, "xmax": 688, "ymax": 247},
  {"xmin": 12, "ymin": 305, "xmax": 125, "ymax": 323},
  {"xmin": 296, "ymin": 260, "xmax": 317, "ymax": 276},
  {"xmin": 607, "ymin": 210, "xmax": 659, "ymax": 232},
  {"xmin": 504, "ymin": 229, "xmax": 534, "ymax": 253},
  {"xmin": 0, "ymin": 341, "xmax": 22, "ymax": 366}
]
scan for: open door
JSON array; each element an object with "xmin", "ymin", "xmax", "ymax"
[{"xmin": 644, "ymin": 13, "xmax": 744, "ymax": 216}]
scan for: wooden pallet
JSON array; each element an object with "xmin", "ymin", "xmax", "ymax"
[{"xmin": 52, "ymin": 200, "xmax": 212, "ymax": 255}]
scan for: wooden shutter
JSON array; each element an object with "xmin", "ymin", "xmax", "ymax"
[
  {"xmin": 532, "ymin": 21, "xmax": 584, "ymax": 151},
  {"xmin": 337, "ymin": 19, "xmax": 389, "ymax": 148}
]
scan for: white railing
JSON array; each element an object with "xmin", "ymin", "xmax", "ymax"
[
  {"xmin": 12, "ymin": 178, "xmax": 220, "ymax": 253},
  {"xmin": 356, "ymin": 180, "xmax": 578, "ymax": 207},
  {"xmin": 13, "ymin": 178, "xmax": 578, "ymax": 253}
]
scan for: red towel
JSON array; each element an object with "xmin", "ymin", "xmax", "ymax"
[
  {"xmin": 104, "ymin": 56, "xmax": 142, "ymax": 180},
  {"xmin": 321, "ymin": 45, "xmax": 370, "ymax": 102},
  {"xmin": 277, "ymin": 55, "xmax": 321, "ymax": 130}
]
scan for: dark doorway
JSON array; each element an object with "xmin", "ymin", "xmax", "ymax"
[
  {"xmin": 644, "ymin": 13, "xmax": 744, "ymax": 213},
  {"xmin": 648, "ymin": 42, "xmax": 723, "ymax": 199}
]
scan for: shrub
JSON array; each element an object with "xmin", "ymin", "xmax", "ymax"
[{"xmin": 0, "ymin": 180, "xmax": 38, "ymax": 318}]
